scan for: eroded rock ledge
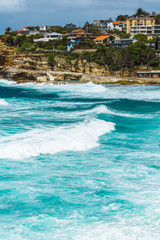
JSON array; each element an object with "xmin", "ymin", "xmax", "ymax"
[
  {"xmin": 0, "ymin": 45, "xmax": 160, "ymax": 85},
  {"xmin": 1, "ymin": 67, "xmax": 160, "ymax": 85}
]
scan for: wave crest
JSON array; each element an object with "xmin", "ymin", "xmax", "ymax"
[
  {"xmin": 0, "ymin": 99, "xmax": 9, "ymax": 106},
  {"xmin": 0, "ymin": 119, "xmax": 115, "ymax": 159}
]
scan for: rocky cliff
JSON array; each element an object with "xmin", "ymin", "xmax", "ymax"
[
  {"xmin": 0, "ymin": 46, "xmax": 111, "ymax": 82},
  {"xmin": 0, "ymin": 44, "xmax": 160, "ymax": 85}
]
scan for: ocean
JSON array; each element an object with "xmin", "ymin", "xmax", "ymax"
[{"xmin": 0, "ymin": 79, "xmax": 160, "ymax": 240}]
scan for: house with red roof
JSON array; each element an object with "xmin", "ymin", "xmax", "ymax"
[{"xmin": 67, "ymin": 29, "xmax": 90, "ymax": 40}]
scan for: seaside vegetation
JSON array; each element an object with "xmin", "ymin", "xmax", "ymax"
[
  {"xmin": 2, "ymin": 31, "xmax": 160, "ymax": 71},
  {"xmin": 44, "ymin": 41, "xmax": 160, "ymax": 71}
]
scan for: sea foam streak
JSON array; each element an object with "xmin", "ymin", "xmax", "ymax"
[
  {"xmin": 0, "ymin": 119, "xmax": 115, "ymax": 159},
  {"xmin": 0, "ymin": 99, "xmax": 9, "ymax": 106},
  {"xmin": 0, "ymin": 79, "xmax": 16, "ymax": 85},
  {"xmin": 2, "ymin": 215, "xmax": 158, "ymax": 240},
  {"xmin": 73, "ymin": 223, "xmax": 159, "ymax": 240}
]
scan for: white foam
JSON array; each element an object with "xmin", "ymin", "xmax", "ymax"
[
  {"xmin": 73, "ymin": 223, "xmax": 160, "ymax": 240},
  {"xmin": 94, "ymin": 105, "xmax": 109, "ymax": 114},
  {"xmin": 59, "ymin": 105, "xmax": 110, "ymax": 119},
  {"xmin": 0, "ymin": 79, "xmax": 16, "ymax": 85},
  {"xmin": 0, "ymin": 99, "xmax": 9, "ymax": 106},
  {"xmin": 0, "ymin": 119, "xmax": 115, "ymax": 159},
  {"xmin": 1, "ymin": 79, "xmax": 160, "ymax": 103},
  {"xmin": 101, "ymin": 85, "xmax": 160, "ymax": 102},
  {"xmin": 58, "ymin": 82, "xmax": 107, "ymax": 96},
  {"xmin": 91, "ymin": 105, "xmax": 152, "ymax": 119},
  {"xmin": 3, "ymin": 215, "xmax": 159, "ymax": 240},
  {"xmin": 79, "ymin": 82, "xmax": 107, "ymax": 93},
  {"xmin": 102, "ymin": 107, "xmax": 151, "ymax": 118}
]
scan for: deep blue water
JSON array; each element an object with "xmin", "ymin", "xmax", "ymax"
[{"xmin": 0, "ymin": 79, "xmax": 160, "ymax": 240}]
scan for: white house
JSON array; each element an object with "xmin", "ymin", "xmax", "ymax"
[
  {"xmin": 93, "ymin": 19, "xmax": 113, "ymax": 33},
  {"xmin": 34, "ymin": 32, "xmax": 64, "ymax": 42},
  {"xmin": 112, "ymin": 21, "xmax": 126, "ymax": 32},
  {"xmin": 18, "ymin": 26, "xmax": 51, "ymax": 35}
]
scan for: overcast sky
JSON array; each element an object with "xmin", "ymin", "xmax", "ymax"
[{"xmin": 0, "ymin": 0, "xmax": 159, "ymax": 34}]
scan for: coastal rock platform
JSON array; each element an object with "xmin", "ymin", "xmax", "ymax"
[{"xmin": 1, "ymin": 67, "xmax": 160, "ymax": 85}]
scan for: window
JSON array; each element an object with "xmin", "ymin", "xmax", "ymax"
[{"xmin": 154, "ymin": 26, "xmax": 160, "ymax": 30}]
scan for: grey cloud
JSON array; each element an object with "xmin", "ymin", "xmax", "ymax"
[
  {"xmin": 0, "ymin": 0, "xmax": 159, "ymax": 34},
  {"xmin": 0, "ymin": 0, "xmax": 26, "ymax": 13}
]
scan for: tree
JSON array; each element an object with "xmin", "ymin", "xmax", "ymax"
[
  {"xmin": 152, "ymin": 11, "xmax": 156, "ymax": 16},
  {"xmin": 116, "ymin": 15, "xmax": 129, "ymax": 21},
  {"xmin": 5, "ymin": 27, "xmax": 12, "ymax": 34},
  {"xmin": 48, "ymin": 53, "xmax": 57, "ymax": 68},
  {"xmin": 155, "ymin": 14, "xmax": 160, "ymax": 24},
  {"xmin": 107, "ymin": 29, "xmax": 129, "ymax": 38},
  {"xmin": 149, "ymin": 57, "xmax": 160, "ymax": 67},
  {"xmin": 50, "ymin": 26, "xmax": 67, "ymax": 34},
  {"xmin": 6, "ymin": 35, "xmax": 15, "ymax": 46},
  {"xmin": 128, "ymin": 41, "xmax": 154, "ymax": 66},
  {"xmin": 57, "ymin": 45, "xmax": 67, "ymax": 50},
  {"xmin": 134, "ymin": 34, "xmax": 147, "ymax": 42},
  {"xmin": 135, "ymin": 8, "xmax": 150, "ymax": 17},
  {"xmin": 122, "ymin": 33, "xmax": 131, "ymax": 38},
  {"xmin": 82, "ymin": 22, "xmax": 100, "ymax": 35},
  {"xmin": 15, "ymin": 34, "xmax": 27, "ymax": 47},
  {"xmin": 64, "ymin": 23, "xmax": 77, "ymax": 32}
]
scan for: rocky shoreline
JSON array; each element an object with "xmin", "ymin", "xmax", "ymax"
[
  {"xmin": 1, "ymin": 67, "xmax": 160, "ymax": 85},
  {"xmin": 0, "ymin": 45, "xmax": 160, "ymax": 85}
]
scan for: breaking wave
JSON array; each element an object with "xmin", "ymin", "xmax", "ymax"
[
  {"xmin": 0, "ymin": 99, "xmax": 9, "ymax": 106},
  {"xmin": 0, "ymin": 119, "xmax": 115, "ymax": 159}
]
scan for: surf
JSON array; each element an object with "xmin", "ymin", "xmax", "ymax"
[{"xmin": 0, "ymin": 119, "xmax": 115, "ymax": 159}]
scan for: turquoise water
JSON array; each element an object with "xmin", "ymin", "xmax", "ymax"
[{"xmin": 0, "ymin": 79, "xmax": 160, "ymax": 240}]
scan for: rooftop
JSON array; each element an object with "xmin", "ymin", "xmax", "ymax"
[
  {"xmin": 94, "ymin": 35, "xmax": 110, "ymax": 41},
  {"xmin": 46, "ymin": 32, "xmax": 63, "ymax": 36},
  {"xmin": 71, "ymin": 29, "xmax": 86, "ymax": 34},
  {"xmin": 126, "ymin": 16, "xmax": 154, "ymax": 20},
  {"xmin": 113, "ymin": 21, "xmax": 126, "ymax": 25},
  {"xmin": 17, "ymin": 29, "xmax": 24, "ymax": 33}
]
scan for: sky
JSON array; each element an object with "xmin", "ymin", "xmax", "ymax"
[{"xmin": 0, "ymin": 0, "xmax": 159, "ymax": 34}]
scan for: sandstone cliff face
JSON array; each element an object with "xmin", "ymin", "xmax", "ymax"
[
  {"xmin": 53, "ymin": 57, "xmax": 111, "ymax": 76},
  {"xmin": 11, "ymin": 54, "xmax": 51, "ymax": 71},
  {"xmin": 0, "ymin": 44, "xmax": 154, "ymax": 85},
  {"xmin": 0, "ymin": 46, "xmax": 114, "ymax": 82},
  {"xmin": 0, "ymin": 43, "xmax": 17, "ymax": 67}
]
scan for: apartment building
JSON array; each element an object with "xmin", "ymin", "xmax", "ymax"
[
  {"xmin": 126, "ymin": 16, "xmax": 155, "ymax": 34},
  {"xmin": 93, "ymin": 19, "xmax": 113, "ymax": 32},
  {"xmin": 130, "ymin": 24, "xmax": 160, "ymax": 36}
]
